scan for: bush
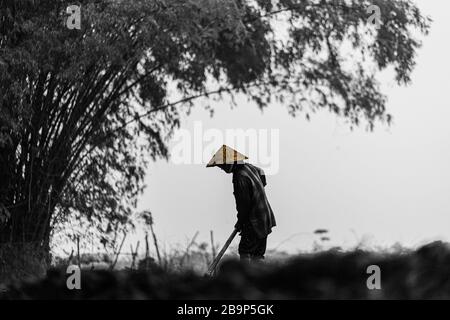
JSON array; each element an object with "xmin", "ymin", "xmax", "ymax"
[
  {"xmin": 0, "ymin": 243, "xmax": 48, "ymax": 284},
  {"xmin": 2, "ymin": 241, "xmax": 450, "ymax": 299}
]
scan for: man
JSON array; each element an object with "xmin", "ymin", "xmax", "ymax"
[{"xmin": 206, "ymin": 145, "xmax": 276, "ymax": 261}]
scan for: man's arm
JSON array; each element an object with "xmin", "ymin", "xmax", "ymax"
[{"xmin": 233, "ymin": 176, "xmax": 252, "ymax": 231}]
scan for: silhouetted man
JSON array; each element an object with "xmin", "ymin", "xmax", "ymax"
[{"xmin": 207, "ymin": 145, "xmax": 276, "ymax": 261}]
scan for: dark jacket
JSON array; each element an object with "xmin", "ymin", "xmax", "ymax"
[{"xmin": 232, "ymin": 163, "xmax": 276, "ymax": 239}]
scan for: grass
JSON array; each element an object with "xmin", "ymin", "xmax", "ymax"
[{"xmin": 2, "ymin": 241, "xmax": 450, "ymax": 299}]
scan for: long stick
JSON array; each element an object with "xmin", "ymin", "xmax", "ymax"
[
  {"xmin": 150, "ymin": 224, "xmax": 161, "ymax": 266},
  {"xmin": 180, "ymin": 231, "xmax": 199, "ymax": 266},
  {"xmin": 207, "ymin": 228, "xmax": 238, "ymax": 276},
  {"xmin": 110, "ymin": 231, "xmax": 127, "ymax": 270},
  {"xmin": 76, "ymin": 236, "xmax": 81, "ymax": 269},
  {"xmin": 145, "ymin": 233, "xmax": 150, "ymax": 259},
  {"xmin": 210, "ymin": 230, "xmax": 216, "ymax": 261}
]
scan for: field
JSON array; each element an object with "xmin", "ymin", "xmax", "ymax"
[{"xmin": 1, "ymin": 241, "xmax": 450, "ymax": 299}]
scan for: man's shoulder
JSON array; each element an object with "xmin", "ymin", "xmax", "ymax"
[
  {"xmin": 232, "ymin": 165, "xmax": 251, "ymax": 182},
  {"xmin": 234, "ymin": 163, "xmax": 267, "ymax": 187},
  {"xmin": 245, "ymin": 163, "xmax": 265, "ymax": 176}
]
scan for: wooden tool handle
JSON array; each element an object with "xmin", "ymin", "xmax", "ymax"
[{"xmin": 207, "ymin": 228, "xmax": 238, "ymax": 276}]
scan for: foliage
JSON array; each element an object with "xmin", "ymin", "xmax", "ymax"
[
  {"xmin": 4, "ymin": 241, "xmax": 450, "ymax": 299},
  {"xmin": 0, "ymin": 242, "xmax": 48, "ymax": 283}
]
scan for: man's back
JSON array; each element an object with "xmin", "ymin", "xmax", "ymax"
[{"xmin": 232, "ymin": 163, "xmax": 276, "ymax": 239}]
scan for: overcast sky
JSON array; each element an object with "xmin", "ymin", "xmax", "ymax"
[{"xmin": 137, "ymin": 1, "xmax": 450, "ymax": 254}]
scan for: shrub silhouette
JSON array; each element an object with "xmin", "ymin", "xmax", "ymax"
[{"xmin": 2, "ymin": 241, "xmax": 450, "ymax": 299}]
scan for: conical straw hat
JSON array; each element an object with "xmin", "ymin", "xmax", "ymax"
[{"xmin": 206, "ymin": 145, "xmax": 248, "ymax": 167}]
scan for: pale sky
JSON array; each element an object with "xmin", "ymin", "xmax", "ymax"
[{"xmin": 136, "ymin": 1, "xmax": 450, "ymax": 254}]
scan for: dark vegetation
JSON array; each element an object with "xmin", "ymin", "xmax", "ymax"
[
  {"xmin": 2, "ymin": 241, "xmax": 450, "ymax": 299},
  {"xmin": 0, "ymin": 243, "xmax": 48, "ymax": 284}
]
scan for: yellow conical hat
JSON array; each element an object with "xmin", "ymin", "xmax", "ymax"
[{"xmin": 206, "ymin": 145, "xmax": 248, "ymax": 167}]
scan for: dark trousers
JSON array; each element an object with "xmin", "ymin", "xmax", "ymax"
[{"xmin": 238, "ymin": 225, "xmax": 267, "ymax": 260}]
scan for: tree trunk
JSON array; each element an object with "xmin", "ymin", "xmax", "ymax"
[
  {"xmin": 0, "ymin": 202, "xmax": 51, "ymax": 244},
  {"xmin": 0, "ymin": 197, "xmax": 53, "ymax": 282}
]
